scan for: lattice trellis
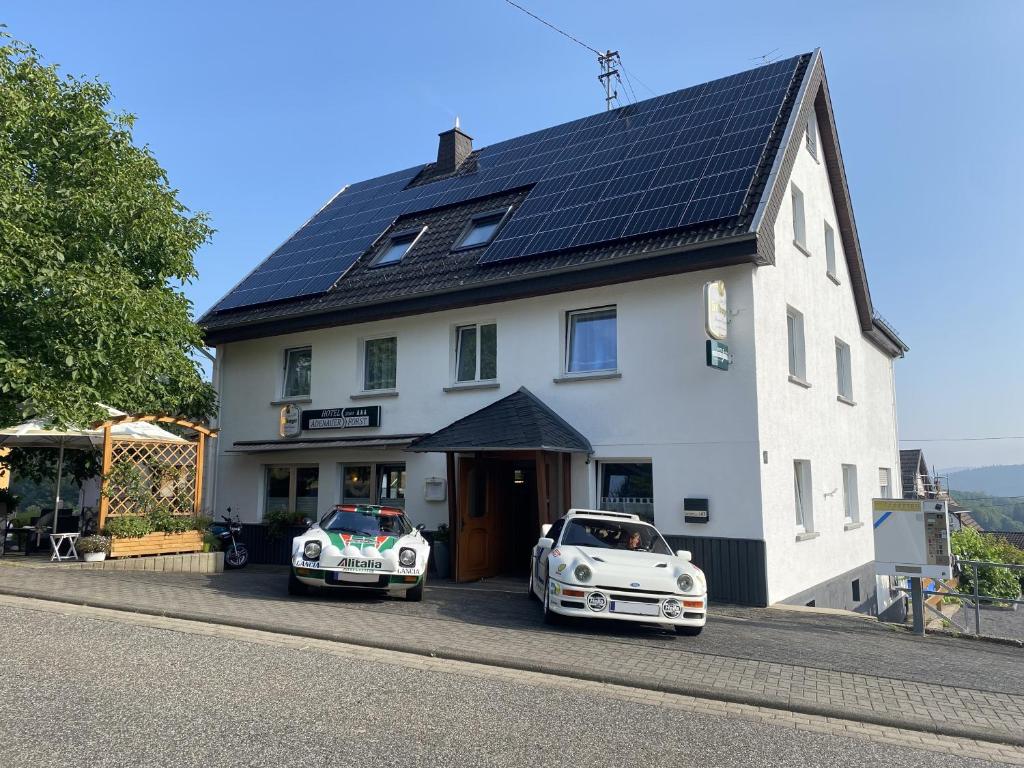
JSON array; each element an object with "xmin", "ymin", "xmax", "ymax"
[{"xmin": 104, "ymin": 439, "xmax": 199, "ymax": 519}]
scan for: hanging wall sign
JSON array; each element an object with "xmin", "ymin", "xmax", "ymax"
[
  {"xmin": 706, "ymin": 340, "xmax": 730, "ymax": 371},
  {"xmin": 684, "ymin": 498, "xmax": 710, "ymax": 524},
  {"xmin": 279, "ymin": 404, "xmax": 301, "ymax": 438},
  {"xmin": 302, "ymin": 406, "xmax": 382, "ymax": 430},
  {"xmin": 703, "ymin": 280, "xmax": 728, "ymax": 340}
]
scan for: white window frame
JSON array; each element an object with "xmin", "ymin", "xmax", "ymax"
[
  {"xmin": 879, "ymin": 467, "xmax": 892, "ymax": 499},
  {"xmin": 791, "ymin": 184, "xmax": 807, "ymax": 251},
  {"xmin": 842, "ymin": 464, "xmax": 859, "ymax": 524},
  {"xmin": 824, "ymin": 221, "xmax": 837, "ymax": 280},
  {"xmin": 262, "ymin": 464, "xmax": 319, "ymax": 519},
  {"xmin": 597, "ymin": 460, "xmax": 654, "ymax": 524},
  {"xmin": 564, "ymin": 306, "xmax": 618, "ymax": 375},
  {"xmin": 451, "ymin": 207, "xmax": 512, "ymax": 252},
  {"xmin": 794, "ymin": 460, "xmax": 813, "ymax": 533},
  {"xmin": 371, "ymin": 225, "xmax": 427, "ymax": 268},
  {"xmin": 281, "ymin": 346, "xmax": 312, "ymax": 400},
  {"xmin": 452, "ymin": 322, "xmax": 498, "ymax": 384},
  {"xmin": 835, "ymin": 338, "xmax": 853, "ymax": 402},
  {"xmin": 786, "ymin": 306, "xmax": 807, "ymax": 383},
  {"xmin": 339, "ymin": 462, "xmax": 407, "ymax": 508},
  {"xmin": 360, "ymin": 334, "xmax": 398, "ymax": 393}
]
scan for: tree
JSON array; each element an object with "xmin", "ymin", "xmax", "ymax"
[{"xmin": 0, "ymin": 31, "xmax": 215, "ymax": 430}]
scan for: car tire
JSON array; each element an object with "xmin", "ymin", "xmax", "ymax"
[
  {"xmin": 405, "ymin": 575, "xmax": 425, "ymax": 602},
  {"xmin": 542, "ymin": 577, "xmax": 561, "ymax": 625},
  {"xmin": 288, "ymin": 570, "xmax": 309, "ymax": 597},
  {"xmin": 674, "ymin": 624, "xmax": 703, "ymax": 636}
]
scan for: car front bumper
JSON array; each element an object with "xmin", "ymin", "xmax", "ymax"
[
  {"xmin": 292, "ymin": 564, "xmax": 423, "ymax": 590},
  {"xmin": 548, "ymin": 580, "xmax": 707, "ymax": 626}
]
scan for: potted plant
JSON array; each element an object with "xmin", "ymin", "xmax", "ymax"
[
  {"xmin": 432, "ymin": 523, "xmax": 450, "ymax": 579},
  {"xmin": 77, "ymin": 535, "xmax": 111, "ymax": 562}
]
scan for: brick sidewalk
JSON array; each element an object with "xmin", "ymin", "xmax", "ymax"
[{"xmin": 1, "ymin": 562, "xmax": 1022, "ymax": 745}]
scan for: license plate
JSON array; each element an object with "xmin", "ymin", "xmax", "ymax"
[
  {"xmin": 337, "ymin": 558, "xmax": 382, "ymax": 570},
  {"xmin": 609, "ymin": 600, "xmax": 661, "ymax": 617},
  {"xmin": 327, "ymin": 571, "xmax": 380, "ymax": 584}
]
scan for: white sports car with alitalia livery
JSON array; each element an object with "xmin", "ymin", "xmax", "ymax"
[
  {"xmin": 289, "ymin": 505, "xmax": 430, "ymax": 601},
  {"xmin": 529, "ymin": 510, "xmax": 708, "ymax": 635}
]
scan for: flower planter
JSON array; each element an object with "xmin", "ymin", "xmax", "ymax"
[
  {"xmin": 109, "ymin": 530, "xmax": 203, "ymax": 558},
  {"xmin": 83, "ymin": 552, "xmax": 107, "ymax": 562}
]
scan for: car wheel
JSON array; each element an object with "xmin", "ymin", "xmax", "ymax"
[
  {"xmin": 674, "ymin": 624, "xmax": 703, "ymax": 636},
  {"xmin": 288, "ymin": 570, "xmax": 309, "ymax": 597},
  {"xmin": 405, "ymin": 574, "xmax": 425, "ymax": 602},
  {"xmin": 542, "ymin": 577, "xmax": 560, "ymax": 625}
]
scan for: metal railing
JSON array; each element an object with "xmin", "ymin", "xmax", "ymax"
[{"xmin": 896, "ymin": 559, "xmax": 1024, "ymax": 636}]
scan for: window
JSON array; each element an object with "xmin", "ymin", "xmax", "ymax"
[
  {"xmin": 835, "ymin": 338, "xmax": 852, "ymax": 401},
  {"xmin": 879, "ymin": 467, "xmax": 892, "ymax": 499},
  {"xmin": 561, "ymin": 518, "xmax": 672, "ymax": 555},
  {"xmin": 455, "ymin": 323, "xmax": 497, "ymax": 383},
  {"xmin": 842, "ymin": 464, "xmax": 859, "ymax": 523},
  {"xmin": 805, "ymin": 115, "xmax": 817, "ymax": 159},
  {"xmin": 824, "ymin": 222, "xmax": 837, "ymax": 279},
  {"xmin": 786, "ymin": 307, "xmax": 806, "ymax": 381},
  {"xmin": 282, "ymin": 347, "xmax": 311, "ymax": 399},
  {"xmin": 852, "ymin": 579, "xmax": 861, "ymax": 602},
  {"xmin": 791, "ymin": 184, "xmax": 807, "ymax": 249},
  {"xmin": 566, "ymin": 306, "xmax": 617, "ymax": 374},
  {"xmin": 341, "ymin": 463, "xmax": 407, "ymax": 507},
  {"xmin": 546, "ymin": 518, "xmax": 565, "ymax": 544},
  {"xmin": 264, "ymin": 465, "xmax": 319, "ymax": 518},
  {"xmin": 794, "ymin": 460, "xmax": 813, "ymax": 532},
  {"xmin": 453, "ymin": 209, "xmax": 509, "ymax": 251},
  {"xmin": 599, "ymin": 462, "xmax": 654, "ymax": 523},
  {"xmin": 373, "ymin": 226, "xmax": 426, "ymax": 267},
  {"xmin": 363, "ymin": 337, "xmax": 397, "ymax": 391}
]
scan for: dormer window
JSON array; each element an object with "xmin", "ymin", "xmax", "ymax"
[
  {"xmin": 373, "ymin": 226, "xmax": 427, "ymax": 267},
  {"xmin": 452, "ymin": 208, "xmax": 511, "ymax": 251}
]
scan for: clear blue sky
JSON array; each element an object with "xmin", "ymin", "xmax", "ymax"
[{"xmin": 5, "ymin": 1, "xmax": 1023, "ymax": 471}]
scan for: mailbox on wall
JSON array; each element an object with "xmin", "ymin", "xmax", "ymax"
[{"xmin": 872, "ymin": 498, "xmax": 951, "ymax": 580}]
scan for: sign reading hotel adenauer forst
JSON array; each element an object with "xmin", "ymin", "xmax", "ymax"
[{"xmin": 301, "ymin": 406, "xmax": 382, "ymax": 431}]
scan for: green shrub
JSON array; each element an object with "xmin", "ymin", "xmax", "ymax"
[
  {"xmin": 264, "ymin": 508, "xmax": 307, "ymax": 539},
  {"xmin": 77, "ymin": 535, "xmax": 110, "ymax": 554},
  {"xmin": 951, "ymin": 528, "xmax": 1022, "ymax": 601},
  {"xmin": 103, "ymin": 515, "xmax": 153, "ymax": 539}
]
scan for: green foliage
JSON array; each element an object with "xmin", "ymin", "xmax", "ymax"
[
  {"xmin": 76, "ymin": 534, "xmax": 109, "ymax": 554},
  {"xmin": 951, "ymin": 528, "xmax": 1022, "ymax": 601},
  {"xmin": 0, "ymin": 487, "xmax": 19, "ymax": 512},
  {"xmin": 103, "ymin": 515, "xmax": 152, "ymax": 539},
  {"xmin": 263, "ymin": 508, "xmax": 308, "ymax": 539},
  {"xmin": 202, "ymin": 531, "xmax": 220, "ymax": 552},
  {"xmin": 2, "ymin": 447, "xmax": 99, "ymax": 486},
  {"xmin": 0, "ymin": 32, "xmax": 216, "ymax": 429},
  {"xmin": 432, "ymin": 522, "xmax": 449, "ymax": 543},
  {"xmin": 950, "ymin": 490, "xmax": 1024, "ymax": 532}
]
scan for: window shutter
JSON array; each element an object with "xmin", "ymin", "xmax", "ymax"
[{"xmin": 879, "ymin": 467, "xmax": 890, "ymax": 486}]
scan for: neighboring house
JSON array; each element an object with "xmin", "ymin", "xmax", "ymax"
[
  {"xmin": 900, "ymin": 449, "xmax": 936, "ymax": 499},
  {"xmin": 200, "ymin": 50, "xmax": 907, "ymax": 611},
  {"xmin": 991, "ymin": 531, "xmax": 1024, "ymax": 552}
]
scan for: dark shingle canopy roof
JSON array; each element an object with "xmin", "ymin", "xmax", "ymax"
[
  {"xmin": 900, "ymin": 449, "xmax": 929, "ymax": 497},
  {"xmin": 407, "ymin": 387, "xmax": 592, "ymax": 454}
]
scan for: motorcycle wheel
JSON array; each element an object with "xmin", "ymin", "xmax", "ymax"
[{"xmin": 225, "ymin": 544, "xmax": 249, "ymax": 569}]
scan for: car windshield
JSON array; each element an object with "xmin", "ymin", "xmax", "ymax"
[
  {"xmin": 561, "ymin": 518, "xmax": 672, "ymax": 555},
  {"xmin": 321, "ymin": 507, "xmax": 411, "ymax": 537}
]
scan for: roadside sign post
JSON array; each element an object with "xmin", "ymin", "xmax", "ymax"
[{"xmin": 910, "ymin": 577, "xmax": 925, "ymax": 636}]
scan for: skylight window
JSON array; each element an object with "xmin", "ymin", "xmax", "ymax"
[
  {"xmin": 372, "ymin": 226, "xmax": 426, "ymax": 267},
  {"xmin": 452, "ymin": 208, "xmax": 511, "ymax": 251}
]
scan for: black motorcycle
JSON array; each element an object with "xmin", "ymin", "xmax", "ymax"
[{"xmin": 209, "ymin": 512, "xmax": 249, "ymax": 569}]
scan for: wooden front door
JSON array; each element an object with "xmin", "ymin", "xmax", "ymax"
[{"xmin": 456, "ymin": 457, "xmax": 500, "ymax": 581}]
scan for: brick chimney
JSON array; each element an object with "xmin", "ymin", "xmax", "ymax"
[{"xmin": 436, "ymin": 117, "xmax": 473, "ymax": 174}]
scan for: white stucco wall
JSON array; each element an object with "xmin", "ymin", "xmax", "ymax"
[
  {"xmin": 212, "ymin": 265, "xmax": 766, "ymax": 538},
  {"xmin": 752, "ymin": 128, "xmax": 901, "ymax": 604}
]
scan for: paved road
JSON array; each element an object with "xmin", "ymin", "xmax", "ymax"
[
  {"xmin": 1, "ymin": 563, "xmax": 1022, "ymax": 744},
  {"xmin": 0, "ymin": 600, "xmax": 1015, "ymax": 768}
]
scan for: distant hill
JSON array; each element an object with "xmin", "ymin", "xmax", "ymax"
[{"xmin": 946, "ymin": 465, "xmax": 1024, "ymax": 498}]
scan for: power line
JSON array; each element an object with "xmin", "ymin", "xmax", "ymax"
[
  {"xmin": 620, "ymin": 63, "xmax": 657, "ymax": 97},
  {"xmin": 900, "ymin": 436, "xmax": 1024, "ymax": 442},
  {"xmin": 503, "ymin": 0, "xmax": 600, "ymax": 55}
]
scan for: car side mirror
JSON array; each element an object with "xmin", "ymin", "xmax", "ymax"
[
  {"xmin": 302, "ymin": 518, "xmax": 314, "ymax": 529},
  {"xmin": 540, "ymin": 523, "xmax": 552, "ymax": 537},
  {"xmin": 676, "ymin": 549, "xmax": 692, "ymax": 562},
  {"xmin": 415, "ymin": 523, "xmax": 426, "ymax": 531},
  {"xmin": 537, "ymin": 537, "xmax": 554, "ymax": 550}
]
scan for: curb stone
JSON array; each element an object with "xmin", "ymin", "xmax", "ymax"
[{"xmin": 1, "ymin": 584, "xmax": 1022, "ymax": 748}]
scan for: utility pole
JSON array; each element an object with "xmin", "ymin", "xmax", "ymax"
[{"xmin": 598, "ymin": 50, "xmax": 621, "ymax": 111}]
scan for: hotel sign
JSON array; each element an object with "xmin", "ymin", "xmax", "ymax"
[
  {"xmin": 703, "ymin": 280, "xmax": 728, "ymax": 340},
  {"xmin": 301, "ymin": 406, "xmax": 381, "ymax": 431},
  {"xmin": 279, "ymin": 404, "xmax": 301, "ymax": 438}
]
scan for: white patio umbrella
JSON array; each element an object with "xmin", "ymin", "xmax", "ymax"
[{"xmin": 0, "ymin": 407, "xmax": 186, "ymax": 547}]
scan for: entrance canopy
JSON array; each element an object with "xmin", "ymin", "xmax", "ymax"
[{"xmin": 407, "ymin": 387, "xmax": 592, "ymax": 454}]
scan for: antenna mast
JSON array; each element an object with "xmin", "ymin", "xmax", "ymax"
[{"xmin": 598, "ymin": 50, "xmax": 621, "ymax": 111}]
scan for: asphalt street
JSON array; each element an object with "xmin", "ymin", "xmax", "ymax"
[{"xmin": 0, "ymin": 601, "xmax": 1011, "ymax": 768}]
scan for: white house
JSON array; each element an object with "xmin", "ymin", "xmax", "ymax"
[{"xmin": 200, "ymin": 50, "xmax": 907, "ymax": 611}]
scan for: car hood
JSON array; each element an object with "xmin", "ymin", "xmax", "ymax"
[
  {"xmin": 565, "ymin": 546, "xmax": 703, "ymax": 593},
  {"xmin": 293, "ymin": 528, "xmax": 429, "ymax": 568}
]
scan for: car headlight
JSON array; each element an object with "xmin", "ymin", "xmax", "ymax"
[
  {"xmin": 574, "ymin": 564, "xmax": 592, "ymax": 582},
  {"xmin": 677, "ymin": 573, "xmax": 695, "ymax": 593},
  {"xmin": 399, "ymin": 548, "xmax": 417, "ymax": 567},
  {"xmin": 303, "ymin": 540, "xmax": 322, "ymax": 560}
]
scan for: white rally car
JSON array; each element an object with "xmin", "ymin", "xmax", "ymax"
[
  {"xmin": 529, "ymin": 509, "xmax": 708, "ymax": 635},
  {"xmin": 289, "ymin": 504, "xmax": 430, "ymax": 601}
]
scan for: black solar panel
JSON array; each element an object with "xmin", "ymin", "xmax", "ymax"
[{"xmin": 212, "ymin": 55, "xmax": 804, "ymax": 312}]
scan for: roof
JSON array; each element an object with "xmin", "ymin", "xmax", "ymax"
[
  {"xmin": 990, "ymin": 531, "xmax": 1024, "ymax": 552},
  {"xmin": 900, "ymin": 449, "xmax": 929, "ymax": 496},
  {"xmin": 406, "ymin": 387, "xmax": 591, "ymax": 454},
  {"xmin": 227, "ymin": 434, "xmax": 424, "ymax": 454},
  {"xmin": 201, "ymin": 51, "xmax": 906, "ymax": 358}
]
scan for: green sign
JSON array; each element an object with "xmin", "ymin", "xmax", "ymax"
[{"xmin": 706, "ymin": 340, "xmax": 729, "ymax": 371}]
